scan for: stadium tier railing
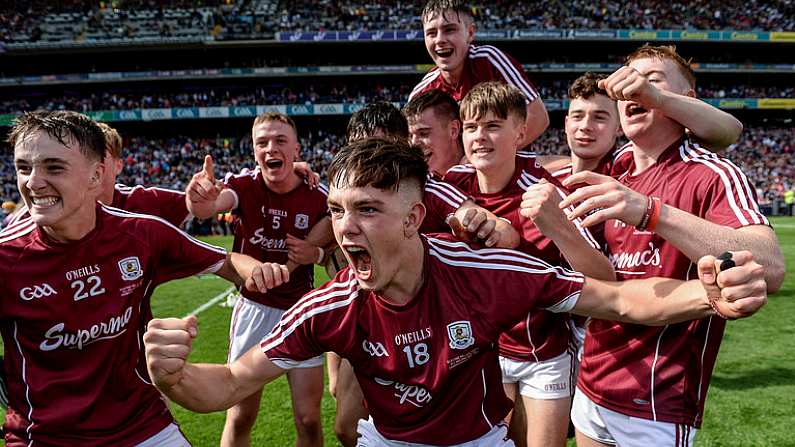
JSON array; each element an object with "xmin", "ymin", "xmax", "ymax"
[
  {"xmin": 2, "ymin": 99, "xmax": 793, "ymax": 126},
  {"xmin": 1, "ymin": 63, "xmax": 793, "ymax": 87}
]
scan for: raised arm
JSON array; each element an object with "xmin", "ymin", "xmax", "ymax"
[
  {"xmin": 559, "ymin": 171, "xmax": 784, "ymax": 291},
  {"xmin": 144, "ymin": 316, "xmax": 285, "ymax": 413},
  {"xmin": 572, "ymin": 251, "xmax": 767, "ymax": 325},
  {"xmin": 599, "ymin": 67, "xmax": 742, "ymax": 151},
  {"xmin": 520, "ymin": 99, "xmax": 550, "ymax": 148},
  {"xmin": 520, "ymin": 179, "xmax": 615, "ymax": 280},
  {"xmin": 185, "ymin": 155, "xmax": 237, "ymax": 219}
]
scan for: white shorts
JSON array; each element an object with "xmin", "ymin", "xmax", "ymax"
[
  {"xmin": 355, "ymin": 417, "xmax": 514, "ymax": 447},
  {"xmin": 228, "ymin": 297, "xmax": 323, "ymax": 367},
  {"xmin": 499, "ymin": 350, "xmax": 575, "ymax": 400},
  {"xmin": 136, "ymin": 423, "xmax": 191, "ymax": 447},
  {"xmin": 571, "ymin": 388, "xmax": 697, "ymax": 447}
]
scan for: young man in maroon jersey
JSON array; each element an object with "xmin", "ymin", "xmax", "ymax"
[
  {"xmin": 144, "ymin": 137, "xmax": 766, "ymax": 447},
  {"xmin": 8, "ymin": 122, "xmax": 191, "ymax": 229},
  {"xmin": 330, "ymin": 101, "xmax": 522, "ymax": 446},
  {"xmin": 411, "ymin": 0, "xmax": 549, "ymax": 148},
  {"xmin": 1, "ymin": 110, "xmax": 290, "ymax": 447},
  {"xmin": 557, "ymin": 46, "xmax": 785, "ymax": 447},
  {"xmin": 443, "ymin": 81, "xmax": 614, "ymax": 447},
  {"xmin": 185, "ymin": 112, "xmax": 332, "ymax": 447}
]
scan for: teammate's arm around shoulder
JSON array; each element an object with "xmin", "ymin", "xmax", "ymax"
[
  {"xmin": 185, "ymin": 155, "xmax": 236, "ymax": 219},
  {"xmin": 144, "ymin": 315, "xmax": 285, "ymax": 413},
  {"xmin": 521, "ymin": 99, "xmax": 550, "ymax": 147},
  {"xmin": 572, "ymin": 251, "xmax": 767, "ymax": 325}
]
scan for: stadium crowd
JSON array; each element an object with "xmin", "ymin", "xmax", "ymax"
[
  {"xmin": 2, "ymin": 125, "xmax": 790, "ymax": 210},
  {"xmin": 2, "ymin": 0, "xmax": 794, "ymax": 45},
  {"xmin": 2, "ymin": 82, "xmax": 790, "ymax": 114}
]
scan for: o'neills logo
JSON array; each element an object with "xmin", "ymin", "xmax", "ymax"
[
  {"xmin": 374, "ymin": 377, "xmax": 433, "ymax": 407},
  {"xmin": 608, "ymin": 242, "xmax": 661, "ymax": 270},
  {"xmin": 39, "ymin": 306, "xmax": 133, "ymax": 351}
]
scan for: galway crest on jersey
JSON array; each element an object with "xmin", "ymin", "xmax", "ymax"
[{"xmin": 446, "ymin": 321, "xmax": 475, "ymax": 350}]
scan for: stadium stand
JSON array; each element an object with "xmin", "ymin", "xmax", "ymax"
[{"xmin": 2, "ymin": 0, "xmax": 794, "ymax": 46}]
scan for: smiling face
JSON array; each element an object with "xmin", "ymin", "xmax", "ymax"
[
  {"xmin": 14, "ymin": 131, "xmax": 103, "ymax": 241},
  {"xmin": 252, "ymin": 119, "xmax": 300, "ymax": 188},
  {"xmin": 423, "ymin": 10, "xmax": 475, "ymax": 80},
  {"xmin": 408, "ymin": 108, "xmax": 462, "ymax": 174},
  {"xmin": 327, "ymin": 180, "xmax": 425, "ymax": 296},
  {"xmin": 619, "ymin": 57, "xmax": 695, "ymax": 141},
  {"xmin": 461, "ymin": 110, "xmax": 525, "ymax": 176},
  {"xmin": 565, "ymin": 93, "xmax": 621, "ymax": 161}
]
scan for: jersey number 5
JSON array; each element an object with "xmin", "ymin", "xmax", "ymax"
[{"xmin": 402, "ymin": 343, "xmax": 430, "ymax": 368}]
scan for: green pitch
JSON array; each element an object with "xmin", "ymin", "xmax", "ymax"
[{"xmin": 2, "ymin": 221, "xmax": 794, "ymax": 446}]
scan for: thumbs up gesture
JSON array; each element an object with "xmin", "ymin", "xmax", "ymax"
[{"xmin": 186, "ymin": 155, "xmax": 225, "ymax": 219}]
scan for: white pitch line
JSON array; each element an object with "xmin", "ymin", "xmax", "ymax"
[{"xmin": 184, "ymin": 286, "xmax": 235, "ymax": 318}]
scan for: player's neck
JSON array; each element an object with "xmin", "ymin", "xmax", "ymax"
[
  {"xmin": 264, "ymin": 172, "xmax": 302, "ymax": 194},
  {"xmin": 440, "ymin": 65, "xmax": 465, "ymax": 86},
  {"xmin": 42, "ymin": 202, "xmax": 98, "ymax": 243},
  {"xmin": 476, "ymin": 156, "xmax": 515, "ymax": 194},
  {"xmin": 630, "ymin": 126, "xmax": 684, "ymax": 175},
  {"xmin": 571, "ymin": 156, "xmax": 600, "ymax": 174},
  {"xmin": 98, "ymin": 187, "xmax": 115, "ymax": 205},
  {"xmin": 380, "ymin": 237, "xmax": 425, "ymax": 306}
]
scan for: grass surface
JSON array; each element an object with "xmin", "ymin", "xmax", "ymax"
[{"xmin": 2, "ymin": 224, "xmax": 794, "ymax": 446}]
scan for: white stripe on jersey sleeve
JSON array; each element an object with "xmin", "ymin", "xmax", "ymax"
[
  {"xmin": 446, "ymin": 164, "xmax": 476, "ymax": 174},
  {"xmin": 425, "ymin": 178, "xmax": 468, "ymax": 209},
  {"xmin": 469, "ymin": 45, "xmax": 538, "ymax": 102},
  {"xmin": 100, "ymin": 204, "xmax": 227, "ymax": 255},
  {"xmin": 409, "ymin": 70, "xmax": 442, "ymax": 101},
  {"xmin": 260, "ymin": 280, "xmax": 360, "ymax": 356},
  {"xmin": 427, "ymin": 237, "xmax": 584, "ymax": 283},
  {"xmin": 679, "ymin": 140, "xmax": 768, "ymax": 226},
  {"xmin": 0, "ymin": 218, "xmax": 35, "ymax": 244},
  {"xmin": 316, "ymin": 183, "xmax": 330, "ymax": 197}
]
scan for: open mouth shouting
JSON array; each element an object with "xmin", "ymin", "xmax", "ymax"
[
  {"xmin": 344, "ymin": 245, "xmax": 373, "ymax": 281},
  {"xmin": 434, "ymin": 47, "xmax": 454, "ymax": 59},
  {"xmin": 625, "ymin": 103, "xmax": 648, "ymax": 119},
  {"xmin": 264, "ymin": 158, "xmax": 284, "ymax": 169}
]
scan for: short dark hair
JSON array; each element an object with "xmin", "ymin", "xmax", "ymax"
[
  {"xmin": 403, "ymin": 89, "xmax": 460, "ymax": 124},
  {"xmin": 460, "ymin": 81, "xmax": 527, "ymax": 122},
  {"xmin": 8, "ymin": 111, "xmax": 106, "ymax": 161},
  {"xmin": 328, "ymin": 137, "xmax": 428, "ymax": 194},
  {"xmin": 421, "ymin": 0, "xmax": 473, "ymax": 23},
  {"xmin": 568, "ymin": 72, "xmax": 609, "ymax": 100},
  {"xmin": 347, "ymin": 102, "xmax": 409, "ymax": 142}
]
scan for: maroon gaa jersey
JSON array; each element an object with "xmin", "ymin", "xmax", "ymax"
[
  {"xmin": 444, "ymin": 151, "xmax": 600, "ymax": 362},
  {"xmin": 224, "ymin": 169, "xmax": 329, "ymax": 309},
  {"xmin": 577, "ymin": 137, "xmax": 769, "ymax": 427},
  {"xmin": 409, "ymin": 44, "xmax": 540, "ymax": 104},
  {"xmin": 262, "ymin": 235, "xmax": 584, "ymax": 445},
  {"xmin": 0, "ymin": 204, "xmax": 226, "ymax": 446}
]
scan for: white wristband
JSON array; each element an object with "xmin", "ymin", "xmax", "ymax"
[{"xmin": 315, "ymin": 246, "xmax": 325, "ymax": 264}]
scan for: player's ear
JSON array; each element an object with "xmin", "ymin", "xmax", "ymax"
[
  {"xmin": 89, "ymin": 160, "xmax": 106, "ymax": 186},
  {"xmin": 449, "ymin": 119, "xmax": 461, "ymax": 139},
  {"xmin": 466, "ymin": 19, "xmax": 476, "ymax": 44},
  {"xmin": 404, "ymin": 201, "xmax": 427, "ymax": 238}
]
